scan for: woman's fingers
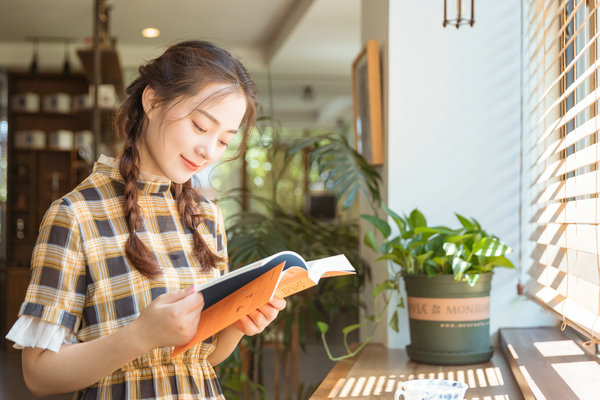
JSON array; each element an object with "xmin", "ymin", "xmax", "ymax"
[
  {"xmin": 155, "ymin": 286, "xmax": 195, "ymax": 304},
  {"xmin": 177, "ymin": 290, "xmax": 205, "ymax": 312},
  {"xmin": 256, "ymin": 304, "xmax": 278, "ymax": 322},
  {"xmin": 235, "ymin": 316, "xmax": 259, "ymax": 336},
  {"xmin": 268, "ymin": 297, "xmax": 286, "ymax": 311},
  {"xmin": 135, "ymin": 287, "xmax": 205, "ymax": 348}
]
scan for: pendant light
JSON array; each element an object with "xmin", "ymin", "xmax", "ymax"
[
  {"xmin": 29, "ymin": 39, "xmax": 39, "ymax": 75},
  {"xmin": 62, "ymin": 40, "xmax": 72, "ymax": 75},
  {"xmin": 443, "ymin": 0, "xmax": 475, "ymax": 28}
]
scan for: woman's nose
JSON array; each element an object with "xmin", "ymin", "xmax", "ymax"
[{"xmin": 195, "ymin": 137, "xmax": 218, "ymax": 160}]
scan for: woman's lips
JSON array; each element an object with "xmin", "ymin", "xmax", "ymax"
[{"xmin": 181, "ymin": 155, "xmax": 199, "ymax": 171}]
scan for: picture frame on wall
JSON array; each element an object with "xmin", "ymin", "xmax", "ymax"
[{"xmin": 352, "ymin": 40, "xmax": 383, "ymax": 166}]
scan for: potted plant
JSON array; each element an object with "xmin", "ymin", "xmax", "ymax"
[{"xmin": 360, "ymin": 205, "xmax": 515, "ymax": 365}]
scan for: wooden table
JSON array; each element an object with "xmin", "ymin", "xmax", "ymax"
[{"xmin": 311, "ymin": 344, "xmax": 523, "ymax": 399}]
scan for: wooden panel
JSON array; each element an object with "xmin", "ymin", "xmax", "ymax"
[
  {"xmin": 4, "ymin": 266, "xmax": 29, "ymax": 350},
  {"xmin": 500, "ymin": 327, "xmax": 600, "ymax": 400},
  {"xmin": 310, "ymin": 344, "xmax": 523, "ymax": 399}
]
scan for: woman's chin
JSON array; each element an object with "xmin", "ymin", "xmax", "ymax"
[{"xmin": 172, "ymin": 176, "xmax": 193, "ymax": 185}]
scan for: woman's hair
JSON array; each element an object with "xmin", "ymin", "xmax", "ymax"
[{"xmin": 115, "ymin": 40, "xmax": 257, "ymax": 278}]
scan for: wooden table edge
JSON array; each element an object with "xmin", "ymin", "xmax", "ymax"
[{"xmin": 310, "ymin": 343, "xmax": 384, "ymax": 399}]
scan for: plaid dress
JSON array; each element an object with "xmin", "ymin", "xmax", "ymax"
[{"xmin": 17, "ymin": 161, "xmax": 228, "ymax": 400}]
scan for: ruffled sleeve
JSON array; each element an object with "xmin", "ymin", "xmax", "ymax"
[
  {"xmin": 5, "ymin": 198, "xmax": 87, "ymax": 350},
  {"xmin": 6, "ymin": 315, "xmax": 79, "ymax": 352}
]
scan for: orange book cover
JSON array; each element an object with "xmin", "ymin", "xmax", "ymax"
[{"xmin": 170, "ymin": 252, "xmax": 355, "ymax": 359}]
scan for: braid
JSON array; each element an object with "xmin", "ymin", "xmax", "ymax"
[
  {"xmin": 173, "ymin": 182, "xmax": 224, "ymax": 272},
  {"xmin": 116, "ymin": 81, "xmax": 162, "ymax": 279}
]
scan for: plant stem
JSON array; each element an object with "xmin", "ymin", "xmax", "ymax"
[{"xmin": 320, "ymin": 290, "xmax": 392, "ymax": 361}]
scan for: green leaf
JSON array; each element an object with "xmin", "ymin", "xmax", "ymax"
[
  {"xmin": 464, "ymin": 273, "xmax": 480, "ymax": 286},
  {"xmin": 342, "ymin": 323, "xmax": 363, "ymax": 336},
  {"xmin": 455, "ymin": 213, "xmax": 475, "ymax": 230},
  {"xmin": 452, "ymin": 257, "xmax": 471, "ymax": 279},
  {"xmin": 373, "ymin": 280, "xmax": 392, "ymax": 297},
  {"xmin": 389, "ymin": 310, "xmax": 399, "ymax": 332},
  {"xmin": 363, "ymin": 230, "xmax": 378, "ymax": 252},
  {"xmin": 443, "ymin": 242, "xmax": 460, "ymax": 256},
  {"xmin": 425, "ymin": 264, "xmax": 437, "ymax": 277},
  {"xmin": 415, "ymin": 251, "xmax": 433, "ymax": 266},
  {"xmin": 341, "ymin": 187, "xmax": 358, "ymax": 209},
  {"xmin": 446, "ymin": 234, "xmax": 473, "ymax": 243},
  {"xmin": 409, "ymin": 209, "xmax": 427, "ymax": 228},
  {"xmin": 361, "ymin": 214, "xmax": 392, "ymax": 237},
  {"xmin": 432, "ymin": 256, "xmax": 448, "ymax": 266},
  {"xmin": 414, "ymin": 227, "xmax": 443, "ymax": 235},
  {"xmin": 382, "ymin": 204, "xmax": 405, "ymax": 230},
  {"xmin": 316, "ymin": 321, "xmax": 329, "ymax": 334},
  {"xmin": 486, "ymin": 255, "xmax": 515, "ymax": 269},
  {"xmin": 398, "ymin": 296, "xmax": 405, "ymax": 308},
  {"xmin": 470, "ymin": 216, "xmax": 482, "ymax": 230},
  {"xmin": 473, "ymin": 237, "xmax": 512, "ymax": 257}
]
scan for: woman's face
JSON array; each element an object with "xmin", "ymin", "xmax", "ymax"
[{"xmin": 139, "ymin": 83, "xmax": 247, "ymax": 184}]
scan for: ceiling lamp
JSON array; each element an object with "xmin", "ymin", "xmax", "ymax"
[
  {"xmin": 142, "ymin": 28, "xmax": 160, "ymax": 38},
  {"xmin": 443, "ymin": 0, "xmax": 475, "ymax": 29}
]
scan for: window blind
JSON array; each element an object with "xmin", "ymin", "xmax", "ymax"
[{"xmin": 525, "ymin": 0, "xmax": 600, "ymax": 342}]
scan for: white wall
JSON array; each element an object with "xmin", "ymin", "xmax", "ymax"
[
  {"xmin": 358, "ymin": 0, "xmax": 390, "ymax": 346},
  {"xmin": 361, "ymin": 0, "xmax": 557, "ymax": 348}
]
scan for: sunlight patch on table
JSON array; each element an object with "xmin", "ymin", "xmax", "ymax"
[
  {"xmin": 552, "ymin": 360, "xmax": 600, "ymax": 399},
  {"xmin": 534, "ymin": 340, "xmax": 585, "ymax": 357}
]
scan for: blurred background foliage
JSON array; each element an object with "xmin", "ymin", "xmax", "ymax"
[{"xmin": 195, "ymin": 116, "xmax": 381, "ymax": 400}]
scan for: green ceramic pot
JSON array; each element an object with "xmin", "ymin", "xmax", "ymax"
[{"xmin": 404, "ymin": 272, "xmax": 494, "ymax": 365}]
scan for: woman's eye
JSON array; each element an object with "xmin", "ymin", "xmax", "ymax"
[
  {"xmin": 192, "ymin": 121, "xmax": 206, "ymax": 133},
  {"xmin": 219, "ymin": 140, "xmax": 229, "ymax": 147}
]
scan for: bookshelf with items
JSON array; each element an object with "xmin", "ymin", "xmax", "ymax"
[{"xmin": 3, "ymin": 72, "xmax": 118, "ymax": 342}]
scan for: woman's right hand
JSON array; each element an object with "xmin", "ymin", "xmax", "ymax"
[{"xmin": 132, "ymin": 286, "xmax": 205, "ymax": 350}]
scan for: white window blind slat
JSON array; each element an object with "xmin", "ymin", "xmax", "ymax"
[
  {"xmin": 532, "ymin": 170, "xmax": 599, "ymax": 203},
  {"xmin": 537, "ymin": 56, "xmax": 600, "ymax": 124},
  {"xmin": 530, "ymin": 222, "xmax": 600, "ymax": 255},
  {"xmin": 533, "ymin": 22, "xmax": 599, "ymax": 119},
  {"xmin": 526, "ymin": 0, "xmax": 600, "ymax": 342},
  {"xmin": 536, "ymin": 86, "xmax": 600, "ymax": 145},
  {"xmin": 533, "ymin": 141, "xmax": 600, "ymax": 186},
  {"xmin": 529, "ymin": 1, "xmax": 593, "ymax": 111},
  {"xmin": 531, "ymin": 197, "xmax": 600, "ymax": 224},
  {"xmin": 530, "ymin": 243, "xmax": 599, "ymax": 282},
  {"xmin": 528, "ymin": 263, "xmax": 600, "ymax": 314},
  {"xmin": 525, "ymin": 280, "xmax": 600, "ymax": 338}
]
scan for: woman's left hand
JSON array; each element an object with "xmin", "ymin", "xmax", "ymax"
[{"xmin": 233, "ymin": 297, "xmax": 287, "ymax": 336}]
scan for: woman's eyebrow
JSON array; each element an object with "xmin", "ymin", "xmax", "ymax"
[{"xmin": 196, "ymin": 109, "xmax": 238, "ymax": 134}]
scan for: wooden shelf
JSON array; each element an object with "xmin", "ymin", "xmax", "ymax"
[
  {"xmin": 76, "ymin": 47, "xmax": 124, "ymax": 96},
  {"xmin": 5, "ymin": 72, "xmax": 93, "ymax": 274}
]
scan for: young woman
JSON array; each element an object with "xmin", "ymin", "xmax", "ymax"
[{"xmin": 6, "ymin": 40, "xmax": 286, "ymax": 399}]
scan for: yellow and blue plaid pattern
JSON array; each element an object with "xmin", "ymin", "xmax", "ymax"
[{"xmin": 18, "ymin": 161, "xmax": 228, "ymax": 399}]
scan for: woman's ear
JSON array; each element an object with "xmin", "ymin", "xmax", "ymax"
[{"xmin": 141, "ymin": 85, "xmax": 157, "ymax": 116}]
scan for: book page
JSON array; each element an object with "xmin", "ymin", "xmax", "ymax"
[{"xmin": 306, "ymin": 254, "xmax": 356, "ymax": 283}]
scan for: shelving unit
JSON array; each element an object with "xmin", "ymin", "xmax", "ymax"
[{"xmin": 3, "ymin": 72, "xmax": 99, "ymax": 341}]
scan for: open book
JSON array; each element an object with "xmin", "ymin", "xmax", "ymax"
[{"xmin": 170, "ymin": 251, "xmax": 355, "ymax": 358}]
